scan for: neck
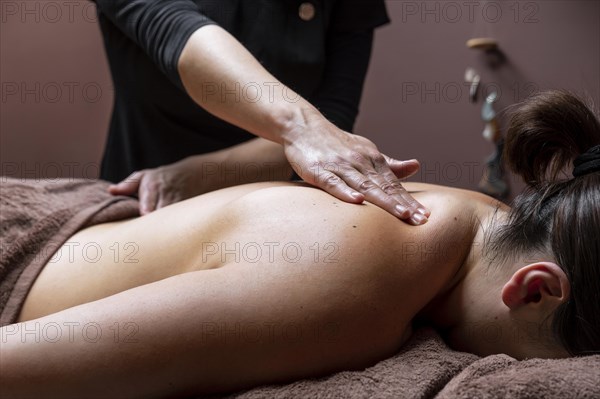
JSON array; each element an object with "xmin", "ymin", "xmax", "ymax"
[{"xmin": 415, "ymin": 205, "xmax": 506, "ymax": 329}]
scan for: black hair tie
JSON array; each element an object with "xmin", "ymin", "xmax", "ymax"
[{"xmin": 573, "ymin": 145, "xmax": 600, "ymax": 177}]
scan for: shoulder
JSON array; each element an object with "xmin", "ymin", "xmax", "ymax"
[
  {"xmin": 226, "ymin": 182, "xmax": 497, "ymax": 261},
  {"xmin": 232, "ymin": 180, "xmax": 483, "ymax": 294},
  {"xmin": 400, "ymin": 182, "xmax": 505, "ymax": 262},
  {"xmin": 221, "ymin": 181, "xmax": 497, "ymax": 276}
]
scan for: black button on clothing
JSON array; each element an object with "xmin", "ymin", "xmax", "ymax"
[{"xmin": 92, "ymin": 0, "xmax": 390, "ymax": 182}]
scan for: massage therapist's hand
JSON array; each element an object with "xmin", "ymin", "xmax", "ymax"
[
  {"xmin": 283, "ymin": 118, "xmax": 430, "ymax": 225},
  {"xmin": 108, "ymin": 157, "xmax": 209, "ymax": 215}
]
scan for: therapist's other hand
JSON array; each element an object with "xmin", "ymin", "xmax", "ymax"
[
  {"xmin": 108, "ymin": 138, "xmax": 293, "ymax": 215},
  {"xmin": 108, "ymin": 157, "xmax": 207, "ymax": 215},
  {"xmin": 283, "ymin": 121, "xmax": 430, "ymax": 225}
]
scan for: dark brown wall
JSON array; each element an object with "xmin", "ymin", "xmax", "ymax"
[
  {"xmin": 356, "ymin": 0, "xmax": 600, "ymax": 194},
  {"xmin": 0, "ymin": 0, "xmax": 112, "ymax": 179},
  {"xmin": 2, "ymin": 0, "xmax": 599, "ymax": 198}
]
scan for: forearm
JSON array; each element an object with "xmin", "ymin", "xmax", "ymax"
[
  {"xmin": 0, "ymin": 261, "xmax": 403, "ymax": 398},
  {"xmin": 0, "ymin": 272, "xmax": 252, "ymax": 398},
  {"xmin": 222, "ymin": 138, "xmax": 294, "ymax": 183},
  {"xmin": 0, "ymin": 311, "xmax": 151, "ymax": 398},
  {"xmin": 178, "ymin": 25, "xmax": 331, "ymax": 145},
  {"xmin": 180, "ymin": 138, "xmax": 293, "ymax": 190}
]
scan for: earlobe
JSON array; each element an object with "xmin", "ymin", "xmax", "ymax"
[{"xmin": 501, "ymin": 262, "xmax": 570, "ymax": 310}]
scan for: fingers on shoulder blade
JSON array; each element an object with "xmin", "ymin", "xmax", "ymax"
[
  {"xmin": 379, "ymin": 179, "xmax": 404, "ymax": 195},
  {"xmin": 363, "ymin": 187, "xmax": 405, "ymax": 217},
  {"xmin": 357, "ymin": 178, "xmax": 379, "ymax": 193},
  {"xmin": 319, "ymin": 171, "xmax": 343, "ymax": 189},
  {"xmin": 317, "ymin": 171, "xmax": 360, "ymax": 202}
]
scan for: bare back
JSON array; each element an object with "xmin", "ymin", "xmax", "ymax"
[
  {"xmin": 8, "ymin": 181, "xmax": 503, "ymax": 396},
  {"xmin": 20, "ymin": 182, "xmax": 497, "ymax": 322}
]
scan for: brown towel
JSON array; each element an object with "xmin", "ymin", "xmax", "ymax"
[
  {"xmin": 0, "ymin": 177, "xmax": 139, "ymax": 326},
  {"xmin": 438, "ymin": 352, "xmax": 600, "ymax": 399},
  {"xmin": 227, "ymin": 327, "xmax": 600, "ymax": 399},
  {"xmin": 226, "ymin": 328, "xmax": 479, "ymax": 399}
]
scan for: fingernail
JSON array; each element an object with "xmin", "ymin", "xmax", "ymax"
[
  {"xmin": 351, "ymin": 191, "xmax": 362, "ymax": 199},
  {"xmin": 411, "ymin": 213, "xmax": 428, "ymax": 225},
  {"xmin": 396, "ymin": 204, "xmax": 408, "ymax": 216},
  {"xmin": 417, "ymin": 208, "xmax": 428, "ymax": 216}
]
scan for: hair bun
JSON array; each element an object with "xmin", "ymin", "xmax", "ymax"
[
  {"xmin": 573, "ymin": 145, "xmax": 600, "ymax": 177},
  {"xmin": 504, "ymin": 90, "xmax": 600, "ymax": 186}
]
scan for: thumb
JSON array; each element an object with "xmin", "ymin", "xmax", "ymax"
[
  {"xmin": 108, "ymin": 171, "xmax": 143, "ymax": 197},
  {"xmin": 384, "ymin": 156, "xmax": 421, "ymax": 180}
]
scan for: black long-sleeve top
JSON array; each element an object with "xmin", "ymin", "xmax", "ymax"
[{"xmin": 94, "ymin": 0, "xmax": 390, "ymax": 182}]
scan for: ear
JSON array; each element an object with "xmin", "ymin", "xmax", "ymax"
[{"xmin": 501, "ymin": 262, "xmax": 570, "ymax": 310}]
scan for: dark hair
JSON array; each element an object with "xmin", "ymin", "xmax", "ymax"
[{"xmin": 487, "ymin": 90, "xmax": 600, "ymax": 356}]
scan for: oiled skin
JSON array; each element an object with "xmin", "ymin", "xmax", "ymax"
[{"xmin": 3, "ymin": 182, "xmax": 499, "ymax": 398}]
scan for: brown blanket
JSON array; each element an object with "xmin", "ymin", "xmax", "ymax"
[
  {"xmin": 0, "ymin": 177, "xmax": 139, "ymax": 325},
  {"xmin": 228, "ymin": 328, "xmax": 600, "ymax": 399},
  {"xmin": 1, "ymin": 178, "xmax": 598, "ymax": 397}
]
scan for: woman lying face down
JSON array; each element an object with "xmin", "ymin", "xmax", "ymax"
[{"xmin": 1, "ymin": 91, "xmax": 599, "ymax": 398}]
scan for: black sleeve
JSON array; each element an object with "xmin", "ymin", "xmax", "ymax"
[
  {"xmin": 330, "ymin": 0, "xmax": 390, "ymax": 32},
  {"xmin": 309, "ymin": 0, "xmax": 390, "ymax": 132},
  {"xmin": 309, "ymin": 29, "xmax": 375, "ymax": 132},
  {"xmin": 92, "ymin": 0, "xmax": 216, "ymax": 88}
]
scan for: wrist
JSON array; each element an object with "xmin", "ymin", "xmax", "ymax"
[{"xmin": 272, "ymin": 102, "xmax": 328, "ymax": 146}]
